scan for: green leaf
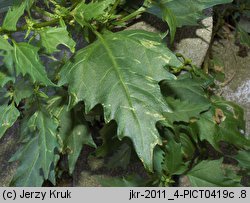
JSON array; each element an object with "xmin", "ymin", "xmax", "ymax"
[
  {"xmin": 0, "ymin": 104, "xmax": 20, "ymax": 139},
  {"xmin": 238, "ymin": 26, "xmax": 250, "ymax": 47},
  {"xmin": 233, "ymin": 150, "xmax": 250, "ymax": 170},
  {"xmin": 59, "ymin": 30, "xmax": 182, "ymax": 171},
  {"xmin": 13, "ymin": 79, "xmax": 33, "ymax": 105},
  {"xmin": 13, "ymin": 42, "xmax": 54, "ymax": 86},
  {"xmin": 161, "ymin": 75, "xmax": 210, "ymax": 105},
  {"xmin": 10, "ymin": 136, "xmax": 45, "ymax": 186},
  {"xmin": 187, "ymin": 159, "xmax": 242, "ymax": 186},
  {"xmin": 99, "ymin": 174, "xmax": 146, "ymax": 187},
  {"xmin": 164, "ymin": 97, "xmax": 210, "ymax": 123},
  {"xmin": 193, "ymin": 97, "xmax": 250, "ymax": 150},
  {"xmin": 10, "ymin": 111, "xmax": 59, "ymax": 186},
  {"xmin": 148, "ymin": 0, "xmax": 232, "ymax": 28},
  {"xmin": 163, "ymin": 136, "xmax": 186, "ymax": 175},
  {"xmin": 39, "ymin": 26, "xmax": 76, "ymax": 54},
  {"xmin": 0, "ymin": 35, "xmax": 13, "ymax": 51},
  {"xmin": 0, "ymin": 71, "xmax": 13, "ymax": 87},
  {"xmin": 67, "ymin": 124, "xmax": 96, "ymax": 174},
  {"xmin": 153, "ymin": 146, "xmax": 164, "ymax": 174},
  {"xmin": 72, "ymin": 0, "xmax": 115, "ymax": 26},
  {"xmin": 107, "ymin": 143, "xmax": 131, "ymax": 169},
  {"xmin": 1, "ymin": 2, "xmax": 25, "ymax": 31},
  {"xmin": 30, "ymin": 111, "xmax": 59, "ymax": 179}
]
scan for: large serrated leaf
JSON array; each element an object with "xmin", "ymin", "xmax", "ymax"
[
  {"xmin": 187, "ymin": 159, "xmax": 242, "ymax": 186},
  {"xmin": 39, "ymin": 26, "xmax": 76, "ymax": 54},
  {"xmin": 233, "ymin": 150, "xmax": 250, "ymax": 170},
  {"xmin": 59, "ymin": 30, "xmax": 182, "ymax": 170},
  {"xmin": 13, "ymin": 42, "xmax": 54, "ymax": 86},
  {"xmin": 0, "ymin": 104, "xmax": 20, "ymax": 139}
]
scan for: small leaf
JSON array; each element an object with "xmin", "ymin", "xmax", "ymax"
[
  {"xmin": 0, "ymin": 35, "xmax": 13, "ymax": 51},
  {"xmin": 153, "ymin": 146, "xmax": 164, "ymax": 174},
  {"xmin": 0, "ymin": 104, "xmax": 20, "ymax": 139},
  {"xmin": 2, "ymin": 2, "xmax": 25, "ymax": 31},
  {"xmin": 193, "ymin": 97, "xmax": 250, "ymax": 150},
  {"xmin": 72, "ymin": 0, "xmax": 115, "ymax": 26},
  {"xmin": 39, "ymin": 26, "xmax": 76, "ymax": 54},
  {"xmin": 163, "ymin": 136, "xmax": 186, "ymax": 175},
  {"xmin": 13, "ymin": 42, "xmax": 54, "ymax": 86},
  {"xmin": 164, "ymin": 97, "xmax": 210, "ymax": 123},
  {"xmin": 67, "ymin": 124, "xmax": 96, "ymax": 174},
  {"xmin": 107, "ymin": 143, "xmax": 131, "ymax": 169},
  {"xmin": 187, "ymin": 159, "xmax": 242, "ymax": 186},
  {"xmin": 0, "ymin": 71, "xmax": 13, "ymax": 87},
  {"xmin": 161, "ymin": 75, "xmax": 210, "ymax": 105},
  {"xmin": 13, "ymin": 79, "xmax": 33, "ymax": 105},
  {"xmin": 238, "ymin": 26, "xmax": 250, "ymax": 47},
  {"xmin": 99, "ymin": 174, "xmax": 146, "ymax": 187},
  {"xmin": 148, "ymin": 0, "xmax": 233, "ymax": 28},
  {"xmin": 233, "ymin": 150, "xmax": 250, "ymax": 170}
]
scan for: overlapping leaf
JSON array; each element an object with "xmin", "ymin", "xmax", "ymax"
[
  {"xmin": 193, "ymin": 97, "xmax": 250, "ymax": 150},
  {"xmin": 164, "ymin": 97, "xmax": 210, "ymax": 123},
  {"xmin": 147, "ymin": 0, "xmax": 232, "ymax": 39},
  {"xmin": 10, "ymin": 111, "xmax": 59, "ymax": 186},
  {"xmin": 187, "ymin": 159, "xmax": 242, "ymax": 186},
  {"xmin": 59, "ymin": 30, "xmax": 182, "ymax": 170},
  {"xmin": 72, "ymin": 0, "xmax": 115, "ymax": 26},
  {"xmin": 0, "ymin": 104, "xmax": 20, "ymax": 139}
]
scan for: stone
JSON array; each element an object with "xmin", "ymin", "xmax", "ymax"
[{"xmin": 212, "ymin": 38, "xmax": 250, "ymax": 135}]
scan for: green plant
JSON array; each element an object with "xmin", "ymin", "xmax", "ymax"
[{"xmin": 0, "ymin": 0, "xmax": 249, "ymax": 187}]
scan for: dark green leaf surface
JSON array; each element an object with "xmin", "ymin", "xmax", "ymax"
[
  {"xmin": 148, "ymin": 0, "xmax": 233, "ymax": 27},
  {"xmin": 10, "ymin": 136, "xmax": 44, "ymax": 186},
  {"xmin": 13, "ymin": 79, "xmax": 33, "ymax": 105},
  {"xmin": 107, "ymin": 143, "xmax": 131, "ymax": 169},
  {"xmin": 193, "ymin": 97, "xmax": 250, "ymax": 150},
  {"xmin": 163, "ymin": 137, "xmax": 186, "ymax": 175},
  {"xmin": 10, "ymin": 111, "xmax": 59, "ymax": 186},
  {"xmin": 234, "ymin": 150, "xmax": 250, "ymax": 170},
  {"xmin": 164, "ymin": 97, "xmax": 210, "ymax": 123},
  {"xmin": 59, "ymin": 30, "xmax": 182, "ymax": 170},
  {"xmin": 67, "ymin": 124, "xmax": 96, "ymax": 174},
  {"xmin": 187, "ymin": 159, "xmax": 241, "ymax": 186},
  {"xmin": 0, "ymin": 104, "xmax": 20, "ymax": 139}
]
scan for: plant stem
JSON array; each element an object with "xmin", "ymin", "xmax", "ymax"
[
  {"xmin": 110, "ymin": 0, "xmax": 121, "ymax": 15},
  {"xmin": 113, "ymin": 6, "xmax": 146, "ymax": 25}
]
